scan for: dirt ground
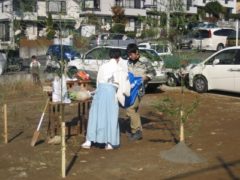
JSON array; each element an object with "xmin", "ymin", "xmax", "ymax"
[{"xmin": 0, "ymin": 84, "xmax": 240, "ymax": 180}]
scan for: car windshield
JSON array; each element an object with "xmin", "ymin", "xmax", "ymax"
[
  {"xmin": 85, "ymin": 47, "xmax": 128, "ymax": 60},
  {"xmin": 139, "ymin": 49, "xmax": 163, "ymax": 62},
  {"xmin": 154, "ymin": 44, "xmax": 168, "ymax": 53},
  {"xmin": 227, "ymin": 31, "xmax": 239, "ymax": 39}
]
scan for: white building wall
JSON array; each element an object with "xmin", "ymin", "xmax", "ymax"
[
  {"xmin": 37, "ymin": 1, "xmax": 46, "ymax": 17},
  {"xmin": 37, "ymin": 0, "xmax": 80, "ymax": 20},
  {"xmin": 25, "ymin": 25, "xmax": 38, "ymax": 40},
  {"xmin": 67, "ymin": 1, "xmax": 80, "ymax": 19},
  {"xmin": 125, "ymin": 19, "xmax": 135, "ymax": 31}
]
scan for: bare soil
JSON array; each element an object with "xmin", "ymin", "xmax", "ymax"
[{"xmin": 0, "ymin": 85, "xmax": 240, "ymax": 180}]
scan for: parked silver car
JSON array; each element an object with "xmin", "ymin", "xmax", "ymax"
[
  {"xmin": 0, "ymin": 52, "xmax": 7, "ymax": 75},
  {"xmin": 68, "ymin": 46, "xmax": 167, "ymax": 91},
  {"xmin": 176, "ymin": 32, "xmax": 194, "ymax": 49}
]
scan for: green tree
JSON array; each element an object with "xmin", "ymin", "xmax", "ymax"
[
  {"xmin": 204, "ymin": 1, "xmax": 224, "ymax": 19},
  {"xmin": 111, "ymin": 6, "xmax": 126, "ymax": 33}
]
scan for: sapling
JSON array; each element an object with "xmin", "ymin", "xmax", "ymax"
[
  {"xmin": 156, "ymin": 61, "xmax": 199, "ymax": 141},
  {"xmin": 154, "ymin": 74, "xmax": 204, "ymax": 164},
  {"xmin": 154, "ymin": 93, "xmax": 199, "ymax": 143}
]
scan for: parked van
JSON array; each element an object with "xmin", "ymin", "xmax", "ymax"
[
  {"xmin": 189, "ymin": 46, "xmax": 240, "ymax": 93},
  {"xmin": 89, "ymin": 33, "xmax": 137, "ymax": 48},
  {"xmin": 192, "ymin": 28, "xmax": 235, "ymax": 51},
  {"xmin": 226, "ymin": 30, "xmax": 240, "ymax": 47}
]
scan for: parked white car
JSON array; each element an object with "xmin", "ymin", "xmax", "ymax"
[
  {"xmin": 138, "ymin": 42, "xmax": 172, "ymax": 56},
  {"xmin": 0, "ymin": 52, "xmax": 7, "ymax": 75},
  {"xmin": 189, "ymin": 47, "xmax": 240, "ymax": 93},
  {"xmin": 192, "ymin": 28, "xmax": 235, "ymax": 51}
]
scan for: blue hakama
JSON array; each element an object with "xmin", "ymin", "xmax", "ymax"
[{"xmin": 86, "ymin": 83, "xmax": 120, "ymax": 147}]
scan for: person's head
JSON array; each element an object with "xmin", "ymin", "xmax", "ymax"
[
  {"xmin": 31, "ymin": 55, "xmax": 37, "ymax": 61},
  {"xmin": 109, "ymin": 48, "xmax": 121, "ymax": 60},
  {"xmin": 126, "ymin": 43, "xmax": 140, "ymax": 61}
]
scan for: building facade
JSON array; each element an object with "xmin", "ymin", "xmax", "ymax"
[{"xmin": 0, "ymin": 0, "xmax": 237, "ymax": 50}]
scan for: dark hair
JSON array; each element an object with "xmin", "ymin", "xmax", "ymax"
[
  {"xmin": 109, "ymin": 48, "xmax": 121, "ymax": 59},
  {"xmin": 31, "ymin": 55, "xmax": 36, "ymax": 59},
  {"xmin": 126, "ymin": 43, "xmax": 138, "ymax": 54}
]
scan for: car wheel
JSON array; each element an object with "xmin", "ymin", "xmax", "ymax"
[
  {"xmin": 145, "ymin": 83, "xmax": 159, "ymax": 93},
  {"xmin": 188, "ymin": 43, "xmax": 193, "ymax": 49},
  {"xmin": 217, "ymin": 44, "xmax": 224, "ymax": 51},
  {"xmin": 67, "ymin": 66, "xmax": 78, "ymax": 78},
  {"xmin": 167, "ymin": 75, "xmax": 177, "ymax": 87},
  {"xmin": 193, "ymin": 76, "xmax": 208, "ymax": 93},
  {"xmin": 16, "ymin": 63, "xmax": 22, "ymax": 71}
]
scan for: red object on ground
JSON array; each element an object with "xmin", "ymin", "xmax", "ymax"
[{"xmin": 76, "ymin": 71, "xmax": 90, "ymax": 80}]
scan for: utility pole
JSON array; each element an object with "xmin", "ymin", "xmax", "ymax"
[
  {"xmin": 11, "ymin": 8, "xmax": 15, "ymax": 49},
  {"xmin": 166, "ymin": 0, "xmax": 172, "ymax": 38},
  {"xmin": 9, "ymin": 0, "xmax": 15, "ymax": 49},
  {"xmin": 236, "ymin": 19, "xmax": 239, "ymax": 46}
]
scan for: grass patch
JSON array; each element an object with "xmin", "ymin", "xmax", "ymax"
[{"xmin": 0, "ymin": 79, "xmax": 44, "ymax": 104}]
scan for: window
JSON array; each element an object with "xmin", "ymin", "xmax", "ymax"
[
  {"xmin": 194, "ymin": 30, "xmax": 209, "ymax": 38},
  {"xmin": 85, "ymin": 48, "xmax": 109, "ymax": 60},
  {"xmin": 47, "ymin": 1, "xmax": 66, "ymax": 14},
  {"xmin": 13, "ymin": 0, "xmax": 37, "ymax": 12},
  {"xmin": 85, "ymin": 47, "xmax": 127, "ymax": 60},
  {"xmin": 115, "ymin": 0, "xmax": 141, "ymax": 8},
  {"xmin": 134, "ymin": 0, "xmax": 141, "ymax": 8},
  {"xmin": 116, "ymin": 0, "xmax": 123, "ymax": 6},
  {"xmin": 110, "ymin": 34, "xmax": 124, "ymax": 40},
  {"xmin": 83, "ymin": 0, "xmax": 100, "ymax": 10},
  {"xmin": 154, "ymin": 44, "xmax": 168, "ymax": 53},
  {"xmin": 187, "ymin": 0, "xmax": 192, "ymax": 10},
  {"xmin": 205, "ymin": 49, "xmax": 236, "ymax": 65},
  {"xmin": 234, "ymin": 50, "xmax": 240, "ymax": 64},
  {"xmin": 214, "ymin": 29, "xmax": 235, "ymax": 36},
  {"xmin": 0, "ymin": 22, "xmax": 10, "ymax": 41},
  {"xmin": 125, "ymin": 0, "xmax": 134, "ymax": 8}
]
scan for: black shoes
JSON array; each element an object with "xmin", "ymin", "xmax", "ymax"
[{"xmin": 128, "ymin": 130, "xmax": 143, "ymax": 141}]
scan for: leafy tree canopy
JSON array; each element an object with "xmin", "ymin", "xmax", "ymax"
[
  {"xmin": 204, "ymin": 1, "xmax": 223, "ymax": 18},
  {"xmin": 111, "ymin": 6, "xmax": 126, "ymax": 24}
]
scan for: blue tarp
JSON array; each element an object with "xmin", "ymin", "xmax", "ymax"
[{"xmin": 123, "ymin": 72, "xmax": 143, "ymax": 108}]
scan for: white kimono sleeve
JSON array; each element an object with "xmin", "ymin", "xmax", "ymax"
[{"xmin": 116, "ymin": 70, "xmax": 130, "ymax": 106}]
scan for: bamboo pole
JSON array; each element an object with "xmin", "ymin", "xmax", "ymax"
[
  {"xmin": 180, "ymin": 110, "xmax": 184, "ymax": 142},
  {"xmin": 180, "ymin": 75, "xmax": 185, "ymax": 142},
  {"xmin": 61, "ymin": 121, "xmax": 66, "ymax": 178},
  {"xmin": 3, "ymin": 104, "xmax": 8, "ymax": 144}
]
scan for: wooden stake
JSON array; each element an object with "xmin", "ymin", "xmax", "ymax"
[
  {"xmin": 61, "ymin": 121, "xmax": 66, "ymax": 178},
  {"xmin": 3, "ymin": 104, "xmax": 8, "ymax": 144}
]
